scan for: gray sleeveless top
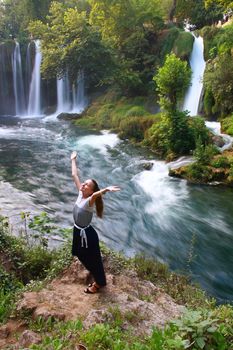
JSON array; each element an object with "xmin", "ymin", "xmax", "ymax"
[{"xmin": 73, "ymin": 191, "xmax": 94, "ymax": 227}]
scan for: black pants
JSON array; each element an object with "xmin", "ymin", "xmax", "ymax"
[{"xmin": 72, "ymin": 225, "xmax": 106, "ymax": 286}]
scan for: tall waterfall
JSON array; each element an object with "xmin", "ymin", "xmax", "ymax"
[
  {"xmin": 183, "ymin": 34, "xmax": 206, "ymax": 116},
  {"xmin": 27, "ymin": 40, "xmax": 42, "ymax": 116},
  {"xmin": 12, "ymin": 42, "xmax": 26, "ymax": 116}
]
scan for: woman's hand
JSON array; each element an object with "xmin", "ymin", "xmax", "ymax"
[
  {"xmin": 106, "ymin": 186, "xmax": 121, "ymax": 192},
  {"xmin": 71, "ymin": 151, "xmax": 77, "ymax": 160}
]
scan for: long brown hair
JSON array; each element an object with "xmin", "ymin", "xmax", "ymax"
[{"xmin": 91, "ymin": 179, "xmax": 104, "ymax": 218}]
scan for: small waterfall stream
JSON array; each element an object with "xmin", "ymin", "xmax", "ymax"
[
  {"xmin": 56, "ymin": 72, "xmax": 71, "ymax": 113},
  {"xmin": 56, "ymin": 70, "xmax": 87, "ymax": 114},
  {"xmin": 27, "ymin": 40, "xmax": 42, "ymax": 116},
  {"xmin": 11, "ymin": 42, "xmax": 26, "ymax": 116}
]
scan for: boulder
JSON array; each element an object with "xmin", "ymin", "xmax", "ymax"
[
  {"xmin": 142, "ymin": 162, "xmax": 153, "ymax": 171},
  {"xmin": 212, "ymin": 135, "xmax": 225, "ymax": 148},
  {"xmin": 0, "ymin": 325, "xmax": 10, "ymax": 338},
  {"xmin": 18, "ymin": 330, "xmax": 41, "ymax": 348}
]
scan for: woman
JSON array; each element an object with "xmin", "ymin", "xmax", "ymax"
[{"xmin": 71, "ymin": 151, "xmax": 120, "ymax": 294}]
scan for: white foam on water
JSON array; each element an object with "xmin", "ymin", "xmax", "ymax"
[
  {"xmin": 205, "ymin": 121, "xmax": 221, "ymax": 134},
  {"xmin": 0, "ymin": 125, "xmax": 57, "ymax": 141},
  {"xmin": 205, "ymin": 121, "xmax": 233, "ymax": 151},
  {"xmin": 76, "ymin": 131, "xmax": 120, "ymax": 155},
  {"xmin": 133, "ymin": 160, "xmax": 188, "ymax": 230}
]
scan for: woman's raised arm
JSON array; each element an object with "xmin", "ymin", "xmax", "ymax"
[
  {"xmin": 89, "ymin": 185, "xmax": 120, "ymax": 206},
  {"xmin": 71, "ymin": 151, "xmax": 81, "ymax": 190}
]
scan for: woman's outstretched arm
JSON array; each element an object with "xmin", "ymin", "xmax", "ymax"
[
  {"xmin": 89, "ymin": 186, "xmax": 120, "ymax": 206},
  {"xmin": 71, "ymin": 151, "xmax": 81, "ymax": 190}
]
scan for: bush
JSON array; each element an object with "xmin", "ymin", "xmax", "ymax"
[
  {"xmin": 0, "ymin": 267, "xmax": 23, "ymax": 323},
  {"xmin": 186, "ymin": 163, "xmax": 213, "ymax": 182},
  {"xmin": 125, "ymin": 105, "xmax": 148, "ymax": 118},
  {"xmin": 188, "ymin": 117, "xmax": 211, "ymax": 146},
  {"xmin": 203, "ymin": 88, "xmax": 216, "ymax": 117},
  {"xmin": 211, "ymin": 156, "xmax": 230, "ymax": 168},
  {"xmin": 148, "ymin": 111, "xmax": 195, "ymax": 158},
  {"xmin": 119, "ymin": 115, "xmax": 156, "ymax": 142},
  {"xmin": 193, "ymin": 140, "xmax": 219, "ymax": 165},
  {"xmin": 221, "ymin": 115, "xmax": 233, "ymax": 135}
]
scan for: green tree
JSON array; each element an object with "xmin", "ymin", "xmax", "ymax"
[
  {"xmin": 0, "ymin": 0, "xmax": 53, "ymax": 39},
  {"xmin": 28, "ymin": 2, "xmax": 116, "ymax": 88},
  {"xmin": 89, "ymin": 0, "xmax": 165, "ymax": 95},
  {"xmin": 205, "ymin": 0, "xmax": 233, "ymax": 11},
  {"xmin": 154, "ymin": 53, "xmax": 191, "ymax": 112},
  {"xmin": 175, "ymin": 0, "xmax": 223, "ymax": 28}
]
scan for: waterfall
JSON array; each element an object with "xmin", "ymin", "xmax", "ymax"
[
  {"xmin": 183, "ymin": 34, "xmax": 206, "ymax": 116},
  {"xmin": 25, "ymin": 43, "xmax": 33, "ymax": 106},
  {"xmin": 27, "ymin": 40, "xmax": 42, "ymax": 116},
  {"xmin": 183, "ymin": 33, "xmax": 233, "ymax": 149},
  {"xmin": 12, "ymin": 42, "xmax": 26, "ymax": 116},
  {"xmin": 71, "ymin": 70, "xmax": 87, "ymax": 113},
  {"xmin": 56, "ymin": 72, "xmax": 71, "ymax": 113}
]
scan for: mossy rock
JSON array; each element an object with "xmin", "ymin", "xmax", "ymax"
[{"xmin": 173, "ymin": 31, "xmax": 194, "ymax": 60}]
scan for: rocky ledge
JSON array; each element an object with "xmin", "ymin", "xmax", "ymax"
[{"xmin": 0, "ymin": 259, "xmax": 184, "ymax": 349}]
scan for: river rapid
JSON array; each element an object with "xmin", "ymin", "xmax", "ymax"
[{"xmin": 0, "ymin": 115, "xmax": 233, "ymax": 303}]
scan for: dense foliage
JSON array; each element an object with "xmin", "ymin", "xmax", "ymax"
[{"xmin": 202, "ymin": 22, "xmax": 233, "ymax": 118}]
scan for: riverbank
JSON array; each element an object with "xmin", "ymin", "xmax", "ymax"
[
  {"xmin": 1, "ymin": 217, "xmax": 233, "ymax": 349},
  {"xmin": 169, "ymin": 149, "xmax": 233, "ymax": 186}
]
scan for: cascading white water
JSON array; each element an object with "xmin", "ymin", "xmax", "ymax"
[
  {"xmin": 27, "ymin": 40, "xmax": 42, "ymax": 116},
  {"xmin": 71, "ymin": 70, "xmax": 87, "ymax": 113},
  {"xmin": 183, "ymin": 34, "xmax": 206, "ymax": 116},
  {"xmin": 11, "ymin": 42, "xmax": 26, "ymax": 116},
  {"xmin": 25, "ymin": 43, "xmax": 32, "ymax": 105},
  {"xmin": 183, "ymin": 33, "xmax": 233, "ymax": 149},
  {"xmin": 56, "ymin": 72, "xmax": 71, "ymax": 113},
  {"xmin": 56, "ymin": 70, "xmax": 87, "ymax": 115}
]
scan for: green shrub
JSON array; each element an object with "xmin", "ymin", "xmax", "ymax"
[
  {"xmin": 124, "ymin": 105, "xmax": 148, "ymax": 118},
  {"xmin": 148, "ymin": 111, "xmax": 195, "ymax": 158},
  {"xmin": 95, "ymin": 103, "xmax": 115, "ymax": 128},
  {"xmin": 119, "ymin": 115, "xmax": 156, "ymax": 142},
  {"xmin": 170, "ymin": 309, "xmax": 232, "ymax": 350},
  {"xmin": 188, "ymin": 117, "xmax": 211, "ymax": 146},
  {"xmin": 221, "ymin": 115, "xmax": 233, "ymax": 135},
  {"xmin": 203, "ymin": 88, "xmax": 216, "ymax": 117},
  {"xmin": 0, "ymin": 214, "xmax": 72, "ymax": 284},
  {"xmin": 186, "ymin": 163, "xmax": 213, "ymax": 182},
  {"xmin": 211, "ymin": 156, "xmax": 230, "ymax": 168},
  {"xmin": 193, "ymin": 140, "xmax": 219, "ymax": 165}
]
